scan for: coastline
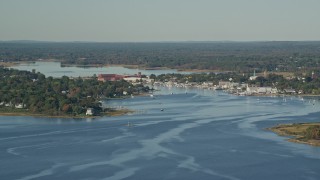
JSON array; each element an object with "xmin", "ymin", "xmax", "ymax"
[
  {"xmin": 237, "ymin": 93, "xmax": 320, "ymax": 97},
  {"xmin": 0, "ymin": 61, "xmax": 20, "ymax": 67},
  {"xmin": 0, "ymin": 112, "xmax": 91, "ymax": 119},
  {"xmin": 4, "ymin": 60, "xmax": 221, "ymax": 73},
  {"xmin": 8, "ymin": 60, "xmax": 176, "ymax": 71},
  {"xmin": 104, "ymin": 109, "xmax": 134, "ymax": 116},
  {"xmin": 267, "ymin": 123, "xmax": 320, "ymax": 146},
  {"xmin": 0, "ymin": 108, "xmax": 134, "ymax": 119}
]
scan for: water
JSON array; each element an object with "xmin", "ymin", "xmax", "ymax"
[
  {"xmin": 10, "ymin": 62, "xmax": 188, "ymax": 77},
  {"xmin": 1, "ymin": 87, "xmax": 320, "ymax": 180}
]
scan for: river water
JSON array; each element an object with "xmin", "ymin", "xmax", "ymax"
[
  {"xmin": 1, "ymin": 87, "xmax": 320, "ymax": 180},
  {"xmin": 10, "ymin": 62, "xmax": 188, "ymax": 77}
]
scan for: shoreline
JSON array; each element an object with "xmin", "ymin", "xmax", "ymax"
[
  {"xmin": 105, "ymin": 109, "xmax": 134, "ymax": 116},
  {"xmin": 0, "ymin": 61, "xmax": 20, "ymax": 67},
  {"xmin": 0, "ymin": 112, "xmax": 90, "ymax": 119},
  {"xmin": 8, "ymin": 60, "xmax": 176, "ymax": 71},
  {"xmin": 0, "ymin": 108, "xmax": 134, "ymax": 119},
  {"xmin": 5, "ymin": 60, "xmax": 226, "ymax": 73},
  {"xmin": 236, "ymin": 93, "xmax": 320, "ymax": 97},
  {"xmin": 267, "ymin": 123, "xmax": 320, "ymax": 146}
]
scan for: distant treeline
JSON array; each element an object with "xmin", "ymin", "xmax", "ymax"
[{"xmin": 1, "ymin": 41, "xmax": 320, "ymax": 72}]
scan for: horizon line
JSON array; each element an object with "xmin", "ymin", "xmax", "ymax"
[{"xmin": 1, "ymin": 40, "xmax": 320, "ymax": 43}]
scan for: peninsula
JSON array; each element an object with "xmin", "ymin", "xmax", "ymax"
[
  {"xmin": 0, "ymin": 67, "xmax": 149, "ymax": 118},
  {"xmin": 268, "ymin": 123, "xmax": 320, "ymax": 146}
]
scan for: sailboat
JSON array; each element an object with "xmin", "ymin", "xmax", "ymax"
[{"xmin": 126, "ymin": 121, "xmax": 133, "ymax": 127}]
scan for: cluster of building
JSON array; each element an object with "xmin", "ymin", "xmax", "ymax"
[
  {"xmin": 153, "ymin": 79, "xmax": 299, "ymax": 96},
  {"xmin": 153, "ymin": 81, "xmax": 215, "ymax": 89},
  {"xmin": 97, "ymin": 72, "xmax": 152, "ymax": 84},
  {"xmin": 0, "ymin": 102, "xmax": 26, "ymax": 109},
  {"xmin": 97, "ymin": 71, "xmax": 303, "ymax": 96},
  {"xmin": 218, "ymin": 81, "xmax": 300, "ymax": 96}
]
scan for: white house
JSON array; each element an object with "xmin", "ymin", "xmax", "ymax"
[
  {"xmin": 284, "ymin": 89, "xmax": 296, "ymax": 94},
  {"xmin": 246, "ymin": 86, "xmax": 259, "ymax": 94},
  {"xmin": 123, "ymin": 77, "xmax": 150, "ymax": 84},
  {"xmin": 15, "ymin": 103, "xmax": 25, "ymax": 109},
  {"xmin": 86, "ymin": 108, "xmax": 94, "ymax": 116},
  {"xmin": 246, "ymin": 86, "xmax": 277, "ymax": 95},
  {"xmin": 257, "ymin": 87, "xmax": 272, "ymax": 94},
  {"xmin": 249, "ymin": 76, "xmax": 258, "ymax": 81},
  {"xmin": 249, "ymin": 69, "xmax": 258, "ymax": 80},
  {"xmin": 219, "ymin": 81, "xmax": 231, "ymax": 89},
  {"xmin": 271, "ymin": 88, "xmax": 278, "ymax": 94},
  {"xmin": 218, "ymin": 81, "xmax": 239, "ymax": 89}
]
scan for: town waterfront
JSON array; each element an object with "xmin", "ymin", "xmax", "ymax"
[{"xmin": 1, "ymin": 87, "xmax": 320, "ymax": 180}]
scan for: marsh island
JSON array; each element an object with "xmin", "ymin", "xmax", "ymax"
[{"xmin": 268, "ymin": 123, "xmax": 320, "ymax": 146}]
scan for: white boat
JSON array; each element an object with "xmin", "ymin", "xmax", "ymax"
[{"xmin": 126, "ymin": 121, "xmax": 133, "ymax": 127}]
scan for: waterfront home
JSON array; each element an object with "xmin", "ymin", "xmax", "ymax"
[
  {"xmin": 271, "ymin": 88, "xmax": 278, "ymax": 94},
  {"xmin": 5, "ymin": 102, "xmax": 12, "ymax": 107},
  {"xmin": 246, "ymin": 86, "xmax": 259, "ymax": 94},
  {"xmin": 98, "ymin": 74, "xmax": 124, "ymax": 82},
  {"xmin": 257, "ymin": 87, "xmax": 272, "ymax": 94},
  {"xmin": 98, "ymin": 72, "xmax": 149, "ymax": 83},
  {"xmin": 249, "ymin": 69, "xmax": 258, "ymax": 80},
  {"xmin": 219, "ymin": 81, "xmax": 239, "ymax": 89},
  {"xmin": 219, "ymin": 81, "xmax": 231, "ymax": 89},
  {"xmin": 123, "ymin": 76, "xmax": 150, "ymax": 84},
  {"xmin": 86, "ymin": 108, "xmax": 94, "ymax": 116},
  {"xmin": 15, "ymin": 103, "xmax": 25, "ymax": 109},
  {"xmin": 246, "ymin": 86, "xmax": 276, "ymax": 95},
  {"xmin": 249, "ymin": 76, "xmax": 258, "ymax": 80},
  {"xmin": 284, "ymin": 89, "xmax": 296, "ymax": 94}
]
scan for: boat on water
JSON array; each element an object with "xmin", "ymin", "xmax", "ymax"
[{"xmin": 126, "ymin": 121, "xmax": 133, "ymax": 127}]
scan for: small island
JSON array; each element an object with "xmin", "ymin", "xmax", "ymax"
[
  {"xmin": 0, "ymin": 67, "xmax": 149, "ymax": 118},
  {"xmin": 268, "ymin": 123, "xmax": 320, "ymax": 146}
]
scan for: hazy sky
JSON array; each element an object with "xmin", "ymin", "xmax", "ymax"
[{"xmin": 0, "ymin": 0, "xmax": 319, "ymax": 42}]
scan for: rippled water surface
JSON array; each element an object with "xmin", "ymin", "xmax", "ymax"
[{"xmin": 1, "ymin": 88, "xmax": 320, "ymax": 180}]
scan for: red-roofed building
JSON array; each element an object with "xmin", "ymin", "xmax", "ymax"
[
  {"xmin": 98, "ymin": 72, "xmax": 142, "ymax": 82},
  {"xmin": 98, "ymin": 74, "xmax": 125, "ymax": 82}
]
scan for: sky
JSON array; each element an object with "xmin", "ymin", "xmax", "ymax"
[{"xmin": 0, "ymin": 0, "xmax": 319, "ymax": 42}]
